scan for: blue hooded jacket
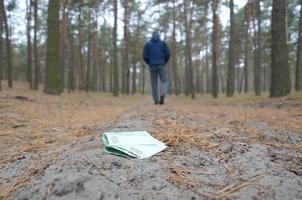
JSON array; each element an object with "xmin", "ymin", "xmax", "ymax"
[{"xmin": 143, "ymin": 32, "xmax": 170, "ymax": 67}]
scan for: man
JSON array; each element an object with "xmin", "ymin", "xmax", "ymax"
[{"xmin": 143, "ymin": 32, "xmax": 170, "ymax": 105}]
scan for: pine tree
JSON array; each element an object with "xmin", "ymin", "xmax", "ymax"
[
  {"xmin": 270, "ymin": 0, "xmax": 290, "ymax": 97},
  {"xmin": 44, "ymin": 0, "xmax": 61, "ymax": 94}
]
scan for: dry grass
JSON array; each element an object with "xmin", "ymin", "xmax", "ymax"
[
  {"xmin": 0, "ymin": 83, "xmax": 301, "ymax": 199},
  {"xmin": 0, "ymin": 83, "xmax": 148, "ymax": 198}
]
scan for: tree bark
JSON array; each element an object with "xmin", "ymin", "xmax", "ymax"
[
  {"xmin": 226, "ymin": 0, "xmax": 236, "ymax": 97},
  {"xmin": 44, "ymin": 0, "xmax": 61, "ymax": 94},
  {"xmin": 112, "ymin": 0, "xmax": 119, "ymax": 96},
  {"xmin": 66, "ymin": 7, "xmax": 75, "ymax": 92},
  {"xmin": 212, "ymin": 0, "xmax": 219, "ymax": 98},
  {"xmin": 0, "ymin": 0, "xmax": 3, "ymax": 91},
  {"xmin": 205, "ymin": 1, "xmax": 210, "ymax": 94},
  {"xmin": 26, "ymin": 0, "xmax": 33, "ymax": 89},
  {"xmin": 184, "ymin": 0, "xmax": 195, "ymax": 99},
  {"xmin": 85, "ymin": 7, "xmax": 92, "ymax": 92},
  {"xmin": 1, "ymin": 0, "xmax": 12, "ymax": 88},
  {"xmin": 296, "ymin": 0, "xmax": 302, "ymax": 91},
  {"xmin": 122, "ymin": 0, "xmax": 130, "ymax": 94},
  {"xmin": 33, "ymin": 0, "xmax": 39, "ymax": 90},
  {"xmin": 172, "ymin": 0, "xmax": 180, "ymax": 95},
  {"xmin": 77, "ymin": 0, "xmax": 84, "ymax": 90},
  {"xmin": 270, "ymin": 0, "xmax": 290, "ymax": 97},
  {"xmin": 254, "ymin": 0, "xmax": 261, "ymax": 96},
  {"xmin": 244, "ymin": 5, "xmax": 249, "ymax": 93}
]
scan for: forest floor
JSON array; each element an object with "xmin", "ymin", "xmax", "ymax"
[{"xmin": 0, "ymin": 83, "xmax": 302, "ymax": 200}]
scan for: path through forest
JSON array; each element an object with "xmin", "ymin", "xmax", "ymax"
[{"xmin": 0, "ymin": 87, "xmax": 302, "ymax": 200}]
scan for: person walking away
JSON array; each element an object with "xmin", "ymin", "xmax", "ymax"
[{"xmin": 143, "ymin": 32, "xmax": 170, "ymax": 105}]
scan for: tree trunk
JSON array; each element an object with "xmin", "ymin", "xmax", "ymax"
[
  {"xmin": 77, "ymin": 0, "xmax": 84, "ymax": 90},
  {"xmin": 296, "ymin": 0, "xmax": 302, "ymax": 91},
  {"xmin": 1, "ymin": 0, "xmax": 12, "ymax": 88},
  {"xmin": 122, "ymin": 0, "xmax": 129, "ymax": 94},
  {"xmin": 172, "ymin": 0, "xmax": 180, "ymax": 95},
  {"xmin": 244, "ymin": 5, "xmax": 249, "ymax": 93},
  {"xmin": 59, "ymin": 1, "xmax": 68, "ymax": 92},
  {"xmin": 85, "ymin": 7, "xmax": 92, "ymax": 92},
  {"xmin": 132, "ymin": 62, "xmax": 136, "ymax": 95},
  {"xmin": 0, "ymin": 0, "xmax": 3, "ymax": 91},
  {"xmin": 26, "ymin": 0, "xmax": 33, "ymax": 89},
  {"xmin": 205, "ymin": 1, "xmax": 210, "ymax": 94},
  {"xmin": 184, "ymin": 0, "xmax": 195, "ymax": 99},
  {"xmin": 33, "ymin": 0, "xmax": 39, "ymax": 90},
  {"xmin": 270, "ymin": 0, "xmax": 290, "ymax": 97},
  {"xmin": 66, "ymin": 7, "xmax": 75, "ymax": 92},
  {"xmin": 226, "ymin": 0, "xmax": 236, "ymax": 97},
  {"xmin": 112, "ymin": 0, "xmax": 119, "ymax": 96},
  {"xmin": 212, "ymin": 0, "xmax": 219, "ymax": 98},
  {"xmin": 254, "ymin": 0, "xmax": 261, "ymax": 96},
  {"xmin": 44, "ymin": 0, "xmax": 61, "ymax": 94}
]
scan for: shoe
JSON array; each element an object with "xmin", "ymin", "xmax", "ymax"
[
  {"xmin": 159, "ymin": 96, "xmax": 165, "ymax": 105},
  {"xmin": 154, "ymin": 101, "xmax": 159, "ymax": 105}
]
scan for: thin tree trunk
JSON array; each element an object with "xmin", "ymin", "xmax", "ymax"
[
  {"xmin": 1, "ymin": 0, "xmax": 12, "ymax": 88},
  {"xmin": 205, "ymin": 1, "xmax": 210, "ymax": 94},
  {"xmin": 244, "ymin": 5, "xmax": 249, "ymax": 93},
  {"xmin": 44, "ymin": 0, "xmax": 61, "ymax": 94},
  {"xmin": 132, "ymin": 62, "xmax": 136, "ymax": 95},
  {"xmin": 270, "ymin": 0, "xmax": 290, "ymax": 97},
  {"xmin": 33, "ymin": 0, "xmax": 39, "ymax": 90},
  {"xmin": 254, "ymin": 0, "xmax": 261, "ymax": 96},
  {"xmin": 172, "ymin": 0, "xmax": 180, "ymax": 95},
  {"xmin": 85, "ymin": 7, "xmax": 92, "ymax": 92},
  {"xmin": 112, "ymin": 0, "xmax": 119, "ymax": 96},
  {"xmin": 184, "ymin": 0, "xmax": 195, "ymax": 99},
  {"xmin": 77, "ymin": 0, "xmax": 84, "ymax": 90},
  {"xmin": 59, "ymin": 1, "xmax": 68, "ymax": 92},
  {"xmin": 26, "ymin": 0, "xmax": 33, "ymax": 89},
  {"xmin": 296, "ymin": 0, "xmax": 302, "ymax": 91},
  {"xmin": 66, "ymin": 8, "xmax": 75, "ymax": 92},
  {"xmin": 212, "ymin": 0, "xmax": 219, "ymax": 98},
  {"xmin": 122, "ymin": 0, "xmax": 129, "ymax": 94},
  {"xmin": 226, "ymin": 0, "xmax": 236, "ymax": 97}
]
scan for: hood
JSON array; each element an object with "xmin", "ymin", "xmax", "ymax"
[{"xmin": 151, "ymin": 32, "xmax": 160, "ymax": 43}]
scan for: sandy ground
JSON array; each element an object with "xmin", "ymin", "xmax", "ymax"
[{"xmin": 0, "ymin": 88, "xmax": 302, "ymax": 200}]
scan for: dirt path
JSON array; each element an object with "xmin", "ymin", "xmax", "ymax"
[{"xmin": 0, "ymin": 93, "xmax": 302, "ymax": 200}]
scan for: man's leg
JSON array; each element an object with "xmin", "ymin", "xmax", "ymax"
[
  {"xmin": 150, "ymin": 68, "xmax": 159, "ymax": 104},
  {"xmin": 159, "ymin": 66, "xmax": 168, "ymax": 104}
]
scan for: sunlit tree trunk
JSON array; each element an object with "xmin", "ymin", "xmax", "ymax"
[
  {"xmin": 44, "ymin": 0, "xmax": 61, "ymax": 94},
  {"xmin": 270, "ymin": 0, "xmax": 290, "ymax": 97}
]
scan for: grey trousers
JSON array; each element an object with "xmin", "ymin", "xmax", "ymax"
[{"xmin": 149, "ymin": 66, "xmax": 168, "ymax": 102}]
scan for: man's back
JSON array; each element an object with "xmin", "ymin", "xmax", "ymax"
[{"xmin": 143, "ymin": 33, "xmax": 170, "ymax": 67}]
